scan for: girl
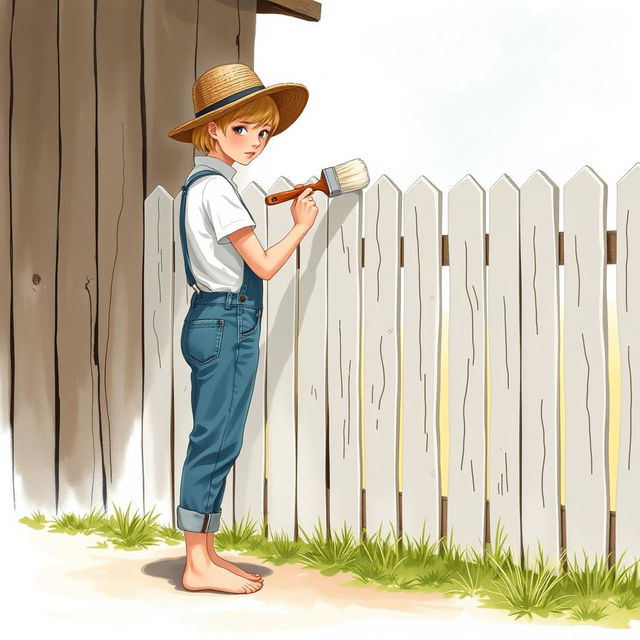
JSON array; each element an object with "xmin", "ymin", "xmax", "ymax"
[{"xmin": 168, "ymin": 63, "xmax": 318, "ymax": 594}]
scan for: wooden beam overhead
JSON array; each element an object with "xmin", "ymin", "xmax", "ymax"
[{"xmin": 257, "ymin": 0, "xmax": 321, "ymax": 22}]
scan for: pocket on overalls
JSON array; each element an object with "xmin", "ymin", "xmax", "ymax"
[
  {"xmin": 240, "ymin": 308, "xmax": 262, "ymax": 339},
  {"xmin": 185, "ymin": 318, "xmax": 225, "ymax": 363}
]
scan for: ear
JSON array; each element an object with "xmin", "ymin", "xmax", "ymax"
[{"xmin": 207, "ymin": 121, "xmax": 218, "ymax": 139}]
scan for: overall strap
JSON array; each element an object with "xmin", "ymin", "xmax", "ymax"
[{"xmin": 179, "ymin": 169, "xmax": 222, "ymax": 290}]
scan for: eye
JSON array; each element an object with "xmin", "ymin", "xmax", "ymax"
[
  {"xmin": 259, "ymin": 129, "xmax": 270, "ymax": 140},
  {"xmin": 232, "ymin": 126, "xmax": 247, "ymax": 135}
]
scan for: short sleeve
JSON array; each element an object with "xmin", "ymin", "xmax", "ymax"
[{"xmin": 201, "ymin": 176, "xmax": 256, "ymax": 245}]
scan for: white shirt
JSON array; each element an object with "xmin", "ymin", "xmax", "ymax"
[{"xmin": 183, "ymin": 155, "xmax": 256, "ymax": 292}]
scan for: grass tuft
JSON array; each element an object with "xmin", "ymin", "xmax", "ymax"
[
  {"xmin": 19, "ymin": 510, "xmax": 48, "ymax": 530},
  {"xmin": 99, "ymin": 502, "xmax": 162, "ymax": 550},
  {"xmin": 569, "ymin": 601, "xmax": 610, "ymax": 622}
]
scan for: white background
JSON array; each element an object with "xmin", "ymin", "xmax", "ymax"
[{"xmin": 240, "ymin": 0, "xmax": 640, "ymax": 234}]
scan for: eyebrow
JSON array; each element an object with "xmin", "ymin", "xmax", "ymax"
[{"xmin": 236, "ymin": 121, "xmax": 271, "ymax": 129}]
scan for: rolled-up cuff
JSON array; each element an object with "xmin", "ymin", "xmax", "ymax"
[{"xmin": 176, "ymin": 505, "xmax": 222, "ymax": 533}]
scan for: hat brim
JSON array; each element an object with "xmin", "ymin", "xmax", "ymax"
[{"xmin": 167, "ymin": 83, "xmax": 308, "ymax": 143}]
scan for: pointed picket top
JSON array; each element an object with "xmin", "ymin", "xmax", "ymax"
[
  {"xmin": 367, "ymin": 173, "xmax": 401, "ymax": 198},
  {"xmin": 522, "ymin": 169, "xmax": 558, "ymax": 192},
  {"xmin": 406, "ymin": 175, "xmax": 442, "ymax": 200},
  {"xmin": 617, "ymin": 161, "xmax": 640, "ymax": 187},
  {"xmin": 450, "ymin": 173, "xmax": 483, "ymax": 196},
  {"xmin": 489, "ymin": 173, "xmax": 519, "ymax": 197},
  {"xmin": 242, "ymin": 181, "xmax": 267, "ymax": 198},
  {"xmin": 269, "ymin": 176, "xmax": 294, "ymax": 194},
  {"xmin": 146, "ymin": 184, "xmax": 173, "ymax": 202},
  {"xmin": 565, "ymin": 165, "xmax": 606, "ymax": 192}
]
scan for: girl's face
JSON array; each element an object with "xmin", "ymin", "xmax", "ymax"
[{"xmin": 207, "ymin": 119, "xmax": 272, "ymax": 165}]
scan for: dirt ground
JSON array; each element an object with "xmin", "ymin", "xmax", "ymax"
[{"xmin": 0, "ymin": 515, "xmax": 634, "ymax": 640}]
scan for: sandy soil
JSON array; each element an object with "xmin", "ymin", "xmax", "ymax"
[{"xmin": 1, "ymin": 516, "xmax": 635, "ymax": 640}]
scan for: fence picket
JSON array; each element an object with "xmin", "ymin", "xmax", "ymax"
[
  {"xmin": 363, "ymin": 176, "xmax": 401, "ymax": 539},
  {"xmin": 265, "ymin": 177, "xmax": 297, "ymax": 538},
  {"xmin": 615, "ymin": 163, "xmax": 640, "ymax": 567},
  {"xmin": 520, "ymin": 171, "xmax": 562, "ymax": 567},
  {"xmin": 326, "ymin": 192, "xmax": 363, "ymax": 538},
  {"xmin": 447, "ymin": 175, "xmax": 487, "ymax": 556},
  {"xmin": 142, "ymin": 187, "xmax": 175, "ymax": 525},
  {"xmin": 563, "ymin": 167, "xmax": 610, "ymax": 564},
  {"xmin": 296, "ymin": 176, "xmax": 329, "ymax": 538},
  {"xmin": 487, "ymin": 175, "xmax": 522, "ymax": 559},
  {"xmin": 401, "ymin": 177, "xmax": 442, "ymax": 544}
]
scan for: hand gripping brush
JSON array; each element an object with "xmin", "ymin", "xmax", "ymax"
[{"xmin": 264, "ymin": 158, "xmax": 370, "ymax": 205}]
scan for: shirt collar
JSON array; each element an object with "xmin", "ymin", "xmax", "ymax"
[{"xmin": 194, "ymin": 155, "xmax": 237, "ymax": 183}]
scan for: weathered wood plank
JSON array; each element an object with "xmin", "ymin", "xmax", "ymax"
[
  {"xmin": 96, "ymin": 0, "xmax": 144, "ymax": 513},
  {"xmin": 57, "ymin": 0, "xmax": 102, "ymax": 515},
  {"xmin": 0, "ymin": 0, "xmax": 14, "ymax": 513},
  {"xmin": 196, "ymin": 0, "xmax": 256, "ymax": 75},
  {"xmin": 447, "ymin": 175, "xmax": 487, "ymax": 557},
  {"xmin": 615, "ymin": 163, "xmax": 640, "ymax": 567},
  {"xmin": 563, "ymin": 166, "xmax": 609, "ymax": 564},
  {"xmin": 362, "ymin": 177, "xmax": 401, "ymax": 539},
  {"xmin": 520, "ymin": 170, "xmax": 562, "ymax": 568},
  {"xmin": 265, "ymin": 177, "xmax": 297, "ymax": 538},
  {"xmin": 401, "ymin": 177, "xmax": 442, "ymax": 545},
  {"xmin": 487, "ymin": 174, "xmax": 521, "ymax": 560},
  {"xmin": 11, "ymin": 0, "xmax": 59, "ymax": 513},
  {"xmin": 296, "ymin": 176, "xmax": 328, "ymax": 538},
  {"xmin": 144, "ymin": 0, "xmax": 198, "ymax": 198},
  {"xmin": 326, "ymin": 191, "xmax": 362, "ymax": 538}
]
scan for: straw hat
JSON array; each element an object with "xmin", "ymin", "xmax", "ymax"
[{"xmin": 168, "ymin": 63, "xmax": 308, "ymax": 143}]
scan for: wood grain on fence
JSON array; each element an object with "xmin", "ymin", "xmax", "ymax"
[
  {"xmin": 296, "ymin": 177, "xmax": 329, "ymax": 538},
  {"xmin": 563, "ymin": 167, "xmax": 610, "ymax": 564},
  {"xmin": 96, "ymin": 0, "xmax": 145, "ymax": 512},
  {"xmin": 487, "ymin": 175, "xmax": 522, "ymax": 560},
  {"xmin": 57, "ymin": 0, "xmax": 101, "ymax": 514},
  {"xmin": 520, "ymin": 171, "xmax": 562, "ymax": 567},
  {"xmin": 0, "ymin": 0, "xmax": 14, "ymax": 513},
  {"xmin": 11, "ymin": 0, "xmax": 59, "ymax": 513},
  {"xmin": 401, "ymin": 177, "xmax": 442, "ymax": 544},
  {"xmin": 326, "ymin": 191, "xmax": 363, "ymax": 538},
  {"xmin": 447, "ymin": 175, "xmax": 487, "ymax": 557}
]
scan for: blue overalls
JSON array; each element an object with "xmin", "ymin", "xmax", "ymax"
[{"xmin": 176, "ymin": 169, "xmax": 263, "ymax": 533}]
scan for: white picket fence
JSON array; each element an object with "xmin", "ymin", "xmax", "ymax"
[{"xmin": 142, "ymin": 164, "xmax": 640, "ymax": 567}]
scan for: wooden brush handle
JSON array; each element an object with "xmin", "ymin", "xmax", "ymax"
[{"xmin": 264, "ymin": 176, "xmax": 328, "ymax": 205}]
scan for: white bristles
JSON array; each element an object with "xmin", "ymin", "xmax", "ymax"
[{"xmin": 334, "ymin": 158, "xmax": 370, "ymax": 193}]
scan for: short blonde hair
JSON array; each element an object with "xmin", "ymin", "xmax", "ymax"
[{"xmin": 191, "ymin": 95, "xmax": 280, "ymax": 153}]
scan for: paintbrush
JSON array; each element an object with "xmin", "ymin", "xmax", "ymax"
[{"xmin": 264, "ymin": 158, "xmax": 370, "ymax": 205}]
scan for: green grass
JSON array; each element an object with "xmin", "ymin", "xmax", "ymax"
[{"xmin": 20, "ymin": 505, "xmax": 640, "ymax": 627}]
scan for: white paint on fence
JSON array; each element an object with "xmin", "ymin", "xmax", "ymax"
[
  {"xmin": 401, "ymin": 176, "xmax": 442, "ymax": 544},
  {"xmin": 563, "ymin": 166, "xmax": 610, "ymax": 564},
  {"xmin": 326, "ymin": 191, "xmax": 362, "ymax": 538},
  {"xmin": 615, "ymin": 163, "xmax": 640, "ymax": 567},
  {"xmin": 447, "ymin": 175, "xmax": 487, "ymax": 557},
  {"xmin": 296, "ymin": 176, "xmax": 329, "ymax": 539},
  {"xmin": 487, "ymin": 174, "xmax": 522, "ymax": 560},
  {"xmin": 520, "ymin": 171, "xmax": 562, "ymax": 568},
  {"xmin": 234, "ymin": 182, "xmax": 268, "ymax": 530},
  {"xmin": 132, "ymin": 165, "xmax": 640, "ymax": 567},
  {"xmin": 171, "ymin": 190, "xmax": 197, "ymax": 525},
  {"xmin": 264, "ymin": 177, "xmax": 297, "ymax": 538},
  {"xmin": 142, "ymin": 186, "xmax": 174, "ymax": 525},
  {"xmin": 363, "ymin": 176, "xmax": 401, "ymax": 539}
]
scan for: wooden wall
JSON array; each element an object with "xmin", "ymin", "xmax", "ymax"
[{"xmin": 0, "ymin": 0, "xmax": 257, "ymax": 517}]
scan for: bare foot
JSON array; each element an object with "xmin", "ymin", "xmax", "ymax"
[
  {"xmin": 183, "ymin": 559, "xmax": 263, "ymax": 594},
  {"xmin": 207, "ymin": 541, "xmax": 263, "ymax": 582}
]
